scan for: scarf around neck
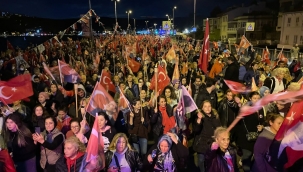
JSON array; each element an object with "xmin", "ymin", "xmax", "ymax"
[
  {"xmin": 65, "ymin": 152, "xmax": 85, "ymax": 172},
  {"xmin": 159, "ymin": 106, "xmax": 176, "ymax": 134},
  {"xmin": 155, "ymin": 150, "xmax": 175, "ymax": 172}
]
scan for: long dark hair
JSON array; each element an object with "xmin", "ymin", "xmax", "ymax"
[
  {"xmin": 4, "ymin": 113, "xmax": 32, "ymax": 147},
  {"xmin": 98, "ymin": 111, "xmax": 111, "ymax": 126},
  {"xmin": 32, "ymin": 105, "xmax": 49, "ymax": 123}
]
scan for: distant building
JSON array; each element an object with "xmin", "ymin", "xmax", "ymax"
[
  {"xmin": 203, "ymin": 1, "xmax": 272, "ymax": 43},
  {"xmin": 277, "ymin": 11, "xmax": 303, "ymax": 49},
  {"xmin": 276, "ymin": 0, "xmax": 303, "ymax": 49}
]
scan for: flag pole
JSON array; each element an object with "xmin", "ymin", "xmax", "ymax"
[
  {"xmin": 58, "ymin": 59, "xmax": 63, "ymax": 85},
  {"xmin": 154, "ymin": 64, "xmax": 158, "ymax": 109},
  {"xmin": 74, "ymin": 84, "xmax": 79, "ymax": 118}
]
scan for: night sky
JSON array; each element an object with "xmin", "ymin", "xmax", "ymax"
[{"xmin": 0, "ymin": 0, "xmax": 248, "ymax": 19}]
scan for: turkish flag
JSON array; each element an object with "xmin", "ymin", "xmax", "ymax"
[
  {"xmin": 80, "ymin": 114, "xmax": 105, "ymax": 171},
  {"xmin": 198, "ymin": 18, "xmax": 209, "ymax": 74},
  {"xmin": 86, "ymin": 82, "xmax": 117, "ymax": 119},
  {"xmin": 127, "ymin": 57, "xmax": 141, "ymax": 73},
  {"xmin": 100, "ymin": 69, "xmax": 116, "ymax": 93},
  {"xmin": 149, "ymin": 65, "xmax": 171, "ymax": 93},
  {"xmin": 261, "ymin": 46, "xmax": 271, "ymax": 65},
  {"xmin": 239, "ymin": 35, "xmax": 251, "ymax": 49},
  {"xmin": 0, "ymin": 74, "xmax": 33, "ymax": 105},
  {"xmin": 224, "ymin": 80, "xmax": 250, "ymax": 94},
  {"xmin": 267, "ymin": 88, "xmax": 303, "ymax": 170}
]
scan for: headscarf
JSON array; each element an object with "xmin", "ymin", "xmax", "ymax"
[
  {"xmin": 259, "ymin": 86, "xmax": 270, "ymax": 97},
  {"xmin": 155, "ymin": 134, "xmax": 176, "ymax": 172}
]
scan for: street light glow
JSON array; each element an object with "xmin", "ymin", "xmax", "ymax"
[{"xmin": 174, "ymin": 6, "xmax": 177, "ymax": 9}]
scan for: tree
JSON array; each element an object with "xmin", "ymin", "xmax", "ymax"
[
  {"xmin": 210, "ymin": 29, "xmax": 220, "ymax": 41},
  {"xmin": 209, "ymin": 6, "xmax": 222, "ymax": 18}
]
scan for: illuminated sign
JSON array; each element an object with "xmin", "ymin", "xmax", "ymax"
[
  {"xmin": 246, "ymin": 22, "xmax": 255, "ymax": 31},
  {"xmin": 162, "ymin": 21, "xmax": 171, "ymax": 30}
]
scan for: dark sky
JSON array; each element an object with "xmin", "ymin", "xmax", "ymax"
[{"xmin": 0, "ymin": 0, "xmax": 248, "ymax": 19}]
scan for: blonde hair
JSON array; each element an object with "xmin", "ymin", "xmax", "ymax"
[
  {"xmin": 214, "ymin": 127, "xmax": 229, "ymax": 139},
  {"xmin": 287, "ymin": 82, "xmax": 301, "ymax": 91},
  {"xmin": 108, "ymin": 133, "xmax": 133, "ymax": 151},
  {"xmin": 65, "ymin": 136, "xmax": 86, "ymax": 152},
  {"xmin": 272, "ymin": 68, "xmax": 285, "ymax": 77}
]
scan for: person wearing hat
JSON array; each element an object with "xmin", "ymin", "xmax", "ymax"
[{"xmin": 146, "ymin": 132, "xmax": 189, "ymax": 172}]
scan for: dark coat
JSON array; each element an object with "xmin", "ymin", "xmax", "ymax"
[
  {"xmin": 197, "ymin": 87, "xmax": 218, "ymax": 109},
  {"xmin": 127, "ymin": 107, "xmax": 151, "ymax": 139},
  {"xmin": 234, "ymin": 106, "xmax": 265, "ymax": 151},
  {"xmin": 252, "ymin": 128, "xmax": 278, "ymax": 172},
  {"xmin": 193, "ymin": 111, "xmax": 221, "ymax": 153},
  {"xmin": 145, "ymin": 141, "xmax": 189, "ymax": 172},
  {"xmin": 205, "ymin": 146, "xmax": 239, "ymax": 172},
  {"xmin": 150, "ymin": 105, "xmax": 174, "ymax": 137},
  {"xmin": 105, "ymin": 149, "xmax": 143, "ymax": 171},
  {"xmin": 223, "ymin": 62, "xmax": 239, "ymax": 92},
  {"xmin": 218, "ymin": 98, "xmax": 239, "ymax": 128},
  {"xmin": 55, "ymin": 153, "xmax": 86, "ymax": 172}
]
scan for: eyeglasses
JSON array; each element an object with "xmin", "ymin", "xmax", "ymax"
[{"xmin": 71, "ymin": 126, "xmax": 79, "ymax": 129}]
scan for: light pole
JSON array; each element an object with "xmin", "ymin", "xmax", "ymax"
[
  {"xmin": 173, "ymin": 6, "xmax": 176, "ymax": 29},
  {"xmin": 145, "ymin": 21, "xmax": 149, "ymax": 29},
  {"xmin": 194, "ymin": 0, "xmax": 196, "ymax": 27},
  {"xmin": 126, "ymin": 10, "xmax": 132, "ymax": 26},
  {"xmin": 111, "ymin": 0, "xmax": 120, "ymax": 23},
  {"xmin": 166, "ymin": 14, "xmax": 170, "ymax": 21},
  {"xmin": 154, "ymin": 23, "xmax": 157, "ymax": 29}
]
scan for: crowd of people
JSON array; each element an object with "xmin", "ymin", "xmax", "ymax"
[{"xmin": 0, "ymin": 34, "xmax": 302, "ymax": 172}]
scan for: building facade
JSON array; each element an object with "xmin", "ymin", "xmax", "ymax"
[{"xmin": 277, "ymin": 11, "xmax": 303, "ymax": 49}]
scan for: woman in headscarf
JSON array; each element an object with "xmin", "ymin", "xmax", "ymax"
[
  {"xmin": 33, "ymin": 115, "xmax": 65, "ymax": 172},
  {"xmin": 146, "ymin": 132, "xmax": 189, "ymax": 172}
]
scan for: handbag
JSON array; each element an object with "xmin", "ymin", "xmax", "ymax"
[{"xmin": 242, "ymin": 118, "xmax": 259, "ymax": 142}]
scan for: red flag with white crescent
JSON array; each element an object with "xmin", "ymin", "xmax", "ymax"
[
  {"xmin": 100, "ymin": 69, "xmax": 116, "ymax": 93},
  {"xmin": 149, "ymin": 65, "xmax": 171, "ymax": 93},
  {"xmin": 0, "ymin": 74, "xmax": 33, "ymax": 105},
  {"xmin": 198, "ymin": 18, "xmax": 209, "ymax": 74}
]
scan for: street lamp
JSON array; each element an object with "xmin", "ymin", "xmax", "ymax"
[
  {"xmin": 145, "ymin": 21, "xmax": 149, "ymax": 29},
  {"xmin": 111, "ymin": 0, "xmax": 120, "ymax": 23},
  {"xmin": 154, "ymin": 23, "xmax": 157, "ymax": 29},
  {"xmin": 173, "ymin": 6, "xmax": 177, "ymax": 29},
  {"xmin": 194, "ymin": 0, "xmax": 196, "ymax": 27},
  {"xmin": 166, "ymin": 14, "xmax": 170, "ymax": 21},
  {"xmin": 126, "ymin": 10, "xmax": 132, "ymax": 26},
  {"xmin": 133, "ymin": 18, "xmax": 136, "ymax": 30}
]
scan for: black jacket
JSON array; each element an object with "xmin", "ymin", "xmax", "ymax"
[
  {"xmin": 218, "ymin": 98, "xmax": 239, "ymax": 128},
  {"xmin": 223, "ymin": 62, "xmax": 239, "ymax": 92},
  {"xmin": 205, "ymin": 146, "xmax": 239, "ymax": 172},
  {"xmin": 105, "ymin": 149, "xmax": 143, "ymax": 171},
  {"xmin": 197, "ymin": 87, "xmax": 218, "ymax": 109},
  {"xmin": 145, "ymin": 141, "xmax": 189, "ymax": 172},
  {"xmin": 150, "ymin": 105, "xmax": 174, "ymax": 136},
  {"xmin": 193, "ymin": 111, "xmax": 221, "ymax": 154},
  {"xmin": 56, "ymin": 153, "xmax": 85, "ymax": 172}
]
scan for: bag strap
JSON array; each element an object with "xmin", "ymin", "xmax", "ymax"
[
  {"xmin": 114, "ymin": 154, "xmax": 121, "ymax": 171},
  {"xmin": 242, "ymin": 119, "xmax": 249, "ymax": 133}
]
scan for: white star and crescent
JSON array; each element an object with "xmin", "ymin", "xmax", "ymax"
[{"xmin": 0, "ymin": 86, "xmax": 13, "ymax": 100}]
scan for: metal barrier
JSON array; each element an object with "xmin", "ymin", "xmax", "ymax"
[{"xmin": 220, "ymin": 43, "xmax": 303, "ymax": 63}]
